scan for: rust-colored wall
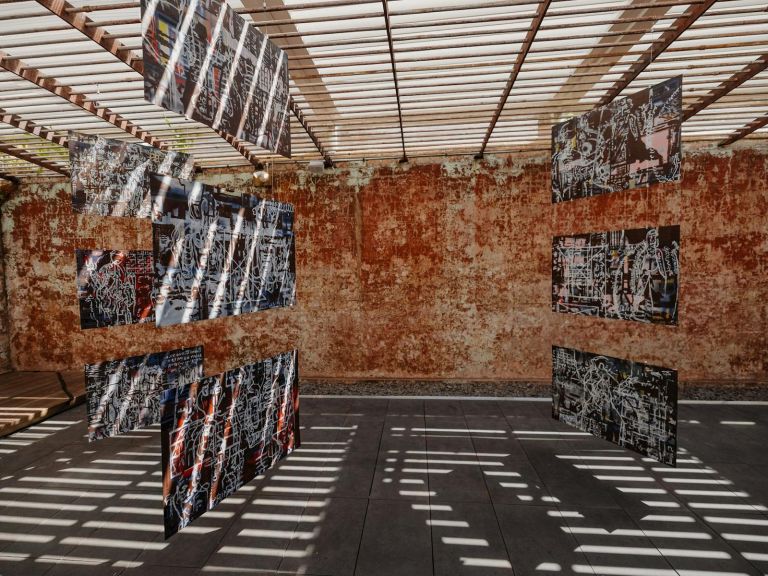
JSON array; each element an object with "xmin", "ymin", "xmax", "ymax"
[
  {"xmin": 0, "ymin": 190, "xmax": 10, "ymax": 374},
  {"xmin": 1, "ymin": 146, "xmax": 766, "ymax": 383}
]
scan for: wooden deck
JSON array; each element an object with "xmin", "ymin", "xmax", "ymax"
[{"xmin": 0, "ymin": 370, "xmax": 85, "ymax": 437}]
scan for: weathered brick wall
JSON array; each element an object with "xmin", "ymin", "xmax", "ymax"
[{"xmin": 1, "ymin": 146, "xmax": 766, "ymax": 383}]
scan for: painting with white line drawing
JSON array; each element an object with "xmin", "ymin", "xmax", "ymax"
[
  {"xmin": 552, "ymin": 225, "xmax": 679, "ymax": 325},
  {"xmin": 160, "ymin": 350, "xmax": 299, "ymax": 537},
  {"xmin": 150, "ymin": 175, "xmax": 296, "ymax": 327},
  {"xmin": 141, "ymin": 0, "xmax": 291, "ymax": 157},
  {"xmin": 76, "ymin": 249, "xmax": 156, "ymax": 329},
  {"xmin": 553, "ymin": 346, "xmax": 677, "ymax": 466},
  {"xmin": 70, "ymin": 132, "xmax": 194, "ymax": 218},
  {"xmin": 552, "ymin": 77, "xmax": 681, "ymax": 202},
  {"xmin": 85, "ymin": 346, "xmax": 203, "ymax": 441}
]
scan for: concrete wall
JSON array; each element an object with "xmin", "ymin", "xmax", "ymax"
[{"xmin": 1, "ymin": 146, "xmax": 766, "ymax": 383}]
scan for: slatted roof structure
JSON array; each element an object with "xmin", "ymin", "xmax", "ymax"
[{"xmin": 0, "ymin": 0, "xmax": 766, "ymax": 179}]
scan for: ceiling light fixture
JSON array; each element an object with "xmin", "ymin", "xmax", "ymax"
[{"xmin": 253, "ymin": 163, "xmax": 270, "ymax": 184}]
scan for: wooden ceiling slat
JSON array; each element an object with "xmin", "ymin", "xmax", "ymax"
[{"xmin": 0, "ymin": 109, "xmax": 66, "ymax": 145}]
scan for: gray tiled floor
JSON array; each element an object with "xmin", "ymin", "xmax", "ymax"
[{"xmin": 0, "ymin": 398, "xmax": 767, "ymax": 575}]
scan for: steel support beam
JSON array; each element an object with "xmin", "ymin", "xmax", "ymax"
[
  {"xmin": 476, "ymin": 0, "xmax": 551, "ymax": 158},
  {"xmin": 598, "ymin": 0, "xmax": 716, "ymax": 106},
  {"xmin": 381, "ymin": 0, "xmax": 407, "ymax": 162},
  {"xmin": 683, "ymin": 54, "xmax": 768, "ymax": 121},
  {"xmin": 0, "ymin": 51, "xmax": 165, "ymax": 148},
  {"xmin": 718, "ymin": 112, "xmax": 768, "ymax": 147},
  {"xmin": 0, "ymin": 143, "xmax": 68, "ymax": 175}
]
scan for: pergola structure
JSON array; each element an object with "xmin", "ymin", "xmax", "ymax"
[{"xmin": 0, "ymin": 0, "xmax": 766, "ymax": 179}]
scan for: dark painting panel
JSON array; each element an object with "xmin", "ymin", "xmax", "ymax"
[
  {"xmin": 552, "ymin": 225, "xmax": 680, "ymax": 325},
  {"xmin": 552, "ymin": 76, "xmax": 681, "ymax": 202},
  {"xmin": 69, "ymin": 131, "xmax": 194, "ymax": 218},
  {"xmin": 161, "ymin": 350, "xmax": 300, "ymax": 538},
  {"xmin": 552, "ymin": 346, "xmax": 678, "ymax": 466},
  {"xmin": 141, "ymin": 0, "xmax": 291, "ymax": 157},
  {"xmin": 85, "ymin": 346, "xmax": 204, "ymax": 441},
  {"xmin": 76, "ymin": 249, "xmax": 156, "ymax": 329},
  {"xmin": 150, "ymin": 175, "xmax": 296, "ymax": 327}
]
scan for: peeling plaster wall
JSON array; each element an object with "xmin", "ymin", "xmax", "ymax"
[
  {"xmin": 0, "ymin": 198, "xmax": 10, "ymax": 374},
  {"xmin": 1, "ymin": 147, "xmax": 766, "ymax": 383}
]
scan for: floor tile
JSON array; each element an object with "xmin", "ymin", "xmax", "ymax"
[{"xmin": 354, "ymin": 498, "xmax": 432, "ymax": 576}]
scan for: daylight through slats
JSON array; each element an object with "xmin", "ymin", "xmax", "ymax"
[{"xmin": 0, "ymin": 0, "xmax": 762, "ymax": 175}]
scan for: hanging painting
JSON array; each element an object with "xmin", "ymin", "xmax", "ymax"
[
  {"xmin": 160, "ymin": 350, "xmax": 300, "ymax": 537},
  {"xmin": 85, "ymin": 346, "xmax": 204, "ymax": 441},
  {"xmin": 76, "ymin": 249, "xmax": 156, "ymax": 329},
  {"xmin": 150, "ymin": 175, "xmax": 296, "ymax": 327},
  {"xmin": 552, "ymin": 346, "xmax": 678, "ymax": 466},
  {"xmin": 552, "ymin": 225, "xmax": 680, "ymax": 324},
  {"xmin": 141, "ymin": 0, "xmax": 291, "ymax": 157},
  {"xmin": 69, "ymin": 131, "xmax": 194, "ymax": 218},
  {"xmin": 552, "ymin": 76, "xmax": 681, "ymax": 202}
]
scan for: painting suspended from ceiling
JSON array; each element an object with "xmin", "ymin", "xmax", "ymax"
[
  {"xmin": 76, "ymin": 249, "xmax": 156, "ymax": 329},
  {"xmin": 161, "ymin": 350, "xmax": 300, "ymax": 537},
  {"xmin": 85, "ymin": 346, "xmax": 204, "ymax": 441},
  {"xmin": 141, "ymin": 0, "xmax": 291, "ymax": 157},
  {"xmin": 69, "ymin": 131, "xmax": 194, "ymax": 218},
  {"xmin": 551, "ymin": 76, "xmax": 682, "ymax": 203},
  {"xmin": 552, "ymin": 225, "xmax": 680, "ymax": 325},
  {"xmin": 552, "ymin": 345, "xmax": 677, "ymax": 466},
  {"xmin": 150, "ymin": 175, "xmax": 296, "ymax": 327}
]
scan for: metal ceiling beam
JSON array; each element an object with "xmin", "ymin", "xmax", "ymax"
[
  {"xmin": 14, "ymin": 47, "xmax": 760, "ymax": 97},
  {"xmin": 380, "ymin": 0, "xmax": 407, "ymax": 163},
  {"xmin": 0, "ymin": 109, "xmax": 67, "ymax": 146},
  {"xmin": 0, "ymin": 51, "xmax": 165, "ymax": 149},
  {"xmin": 283, "ymin": 36, "xmax": 694, "ymax": 70},
  {"xmin": 37, "ymin": 0, "xmax": 330, "ymax": 164},
  {"xmin": 266, "ymin": 13, "xmax": 759, "ymax": 52},
  {"xmin": 289, "ymin": 98, "xmax": 332, "ymax": 166},
  {"xmin": 0, "ymin": 143, "xmax": 68, "ymax": 175},
  {"xmin": 262, "ymin": 4, "xmax": 766, "ymax": 41},
  {"xmin": 597, "ymin": 0, "xmax": 716, "ymax": 106},
  {"xmin": 683, "ymin": 54, "xmax": 768, "ymax": 121},
  {"xmin": 718, "ymin": 112, "xmax": 768, "ymax": 147},
  {"xmin": 238, "ymin": 0, "xmax": 379, "ymax": 15},
  {"xmin": 90, "ymin": 2, "xmax": 759, "ymax": 44},
  {"xmin": 36, "ymin": 0, "xmax": 144, "ymax": 73},
  {"xmin": 276, "ymin": 11, "xmax": 768, "ymax": 55},
  {"xmin": 476, "ymin": 0, "xmax": 550, "ymax": 159},
  {"xmin": 31, "ymin": 33, "xmax": 764, "ymax": 79},
  {"xmin": 67, "ymin": 0, "xmax": 378, "ymax": 14},
  {"xmin": 284, "ymin": 39, "xmax": 768, "ymax": 79}
]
